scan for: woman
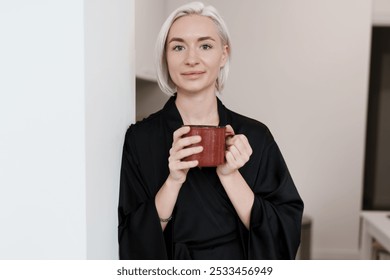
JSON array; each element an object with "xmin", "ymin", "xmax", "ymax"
[{"xmin": 118, "ymin": 2, "xmax": 303, "ymax": 260}]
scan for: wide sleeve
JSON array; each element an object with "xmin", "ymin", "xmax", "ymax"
[
  {"xmin": 244, "ymin": 129, "xmax": 304, "ymax": 260},
  {"xmin": 118, "ymin": 126, "xmax": 169, "ymax": 259}
]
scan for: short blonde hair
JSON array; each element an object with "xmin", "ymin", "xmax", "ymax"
[{"xmin": 155, "ymin": 1, "xmax": 231, "ymax": 96}]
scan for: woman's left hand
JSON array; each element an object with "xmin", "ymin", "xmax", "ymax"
[{"xmin": 217, "ymin": 125, "xmax": 253, "ymax": 176}]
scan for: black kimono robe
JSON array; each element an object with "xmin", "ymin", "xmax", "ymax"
[{"xmin": 118, "ymin": 96, "xmax": 303, "ymax": 259}]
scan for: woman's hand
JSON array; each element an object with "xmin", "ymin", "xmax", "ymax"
[
  {"xmin": 168, "ymin": 126, "xmax": 203, "ymax": 184},
  {"xmin": 217, "ymin": 125, "xmax": 253, "ymax": 176},
  {"xmin": 156, "ymin": 126, "xmax": 202, "ymax": 230}
]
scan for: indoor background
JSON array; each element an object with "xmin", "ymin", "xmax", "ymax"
[{"xmin": 0, "ymin": 0, "xmax": 389, "ymax": 260}]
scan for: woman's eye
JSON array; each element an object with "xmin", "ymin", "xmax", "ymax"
[
  {"xmin": 201, "ymin": 44, "xmax": 212, "ymax": 50},
  {"xmin": 173, "ymin": 45, "xmax": 185, "ymax": 51}
]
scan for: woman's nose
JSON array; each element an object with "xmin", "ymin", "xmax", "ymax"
[{"xmin": 185, "ymin": 48, "xmax": 199, "ymax": 66}]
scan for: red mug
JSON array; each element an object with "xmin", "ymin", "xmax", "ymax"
[{"xmin": 183, "ymin": 125, "xmax": 226, "ymax": 167}]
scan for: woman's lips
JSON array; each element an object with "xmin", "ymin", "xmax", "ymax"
[{"xmin": 181, "ymin": 71, "xmax": 206, "ymax": 78}]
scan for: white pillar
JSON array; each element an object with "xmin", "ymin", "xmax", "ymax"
[
  {"xmin": 0, "ymin": 0, "xmax": 134, "ymax": 259},
  {"xmin": 84, "ymin": 0, "xmax": 135, "ymax": 259}
]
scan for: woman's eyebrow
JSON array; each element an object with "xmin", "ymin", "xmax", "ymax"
[
  {"xmin": 168, "ymin": 37, "xmax": 185, "ymax": 44},
  {"xmin": 197, "ymin": 36, "xmax": 216, "ymax": 42},
  {"xmin": 167, "ymin": 36, "xmax": 216, "ymax": 44}
]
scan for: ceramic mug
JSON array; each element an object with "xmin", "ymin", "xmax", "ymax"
[{"xmin": 183, "ymin": 125, "xmax": 226, "ymax": 167}]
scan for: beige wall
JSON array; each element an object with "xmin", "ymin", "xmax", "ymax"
[
  {"xmin": 135, "ymin": 0, "xmax": 168, "ymax": 121},
  {"xmin": 373, "ymin": 0, "xmax": 390, "ymax": 25}
]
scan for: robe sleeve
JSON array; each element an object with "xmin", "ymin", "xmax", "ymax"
[
  {"xmin": 118, "ymin": 126, "xmax": 169, "ymax": 259},
  {"xmin": 246, "ymin": 128, "xmax": 304, "ymax": 259}
]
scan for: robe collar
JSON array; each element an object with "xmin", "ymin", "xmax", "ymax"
[{"xmin": 162, "ymin": 94, "xmax": 228, "ymax": 133}]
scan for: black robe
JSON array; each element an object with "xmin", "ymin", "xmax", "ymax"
[{"xmin": 118, "ymin": 96, "xmax": 304, "ymax": 259}]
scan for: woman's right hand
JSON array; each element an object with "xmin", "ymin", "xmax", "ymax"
[{"xmin": 168, "ymin": 126, "xmax": 203, "ymax": 184}]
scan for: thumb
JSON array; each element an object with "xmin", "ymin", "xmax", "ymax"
[{"xmin": 225, "ymin": 125, "xmax": 235, "ymax": 137}]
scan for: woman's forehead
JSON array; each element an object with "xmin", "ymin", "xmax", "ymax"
[{"xmin": 167, "ymin": 14, "xmax": 219, "ymax": 42}]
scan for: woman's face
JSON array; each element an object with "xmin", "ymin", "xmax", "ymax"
[{"xmin": 166, "ymin": 15, "xmax": 228, "ymax": 96}]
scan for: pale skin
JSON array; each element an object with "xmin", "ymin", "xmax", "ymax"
[{"xmin": 155, "ymin": 14, "xmax": 255, "ymax": 231}]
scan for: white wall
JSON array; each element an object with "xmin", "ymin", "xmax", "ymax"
[
  {"xmin": 0, "ymin": 0, "xmax": 134, "ymax": 259},
  {"xmin": 84, "ymin": 0, "xmax": 134, "ymax": 259},
  {"xmin": 0, "ymin": 0, "xmax": 86, "ymax": 259},
  {"xmin": 166, "ymin": 0, "xmax": 372, "ymax": 259}
]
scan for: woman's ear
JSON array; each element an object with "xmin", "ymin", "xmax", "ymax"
[{"xmin": 220, "ymin": 45, "xmax": 229, "ymax": 67}]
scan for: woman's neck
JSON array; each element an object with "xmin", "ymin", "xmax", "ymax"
[{"xmin": 175, "ymin": 91, "xmax": 219, "ymax": 126}]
